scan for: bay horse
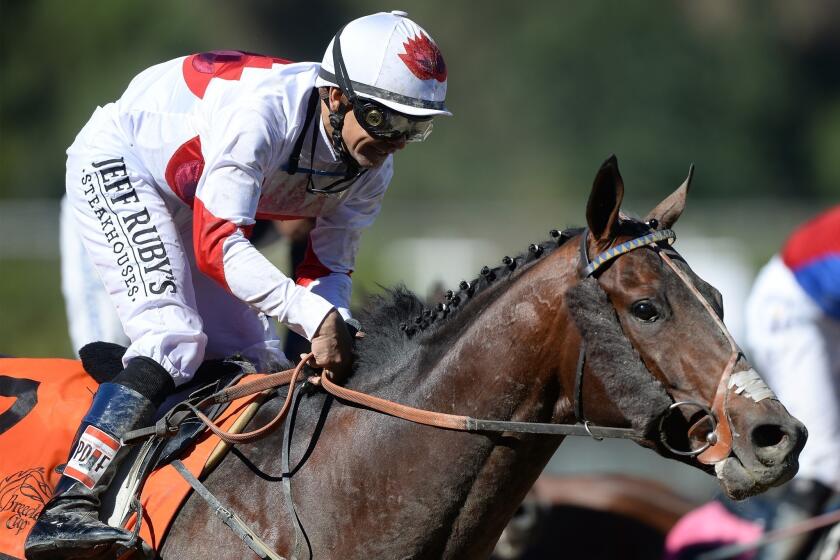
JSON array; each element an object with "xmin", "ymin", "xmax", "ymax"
[{"xmin": 161, "ymin": 156, "xmax": 806, "ymax": 559}]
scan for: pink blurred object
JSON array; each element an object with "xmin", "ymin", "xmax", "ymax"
[{"xmin": 664, "ymin": 501, "xmax": 763, "ymax": 560}]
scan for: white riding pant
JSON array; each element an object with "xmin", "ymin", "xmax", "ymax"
[
  {"xmin": 745, "ymin": 256, "xmax": 840, "ymax": 492},
  {"xmin": 65, "ymin": 107, "xmax": 286, "ymax": 385}
]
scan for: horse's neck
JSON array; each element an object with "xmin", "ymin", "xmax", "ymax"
[
  {"xmin": 399, "ymin": 248, "xmax": 582, "ymax": 557},
  {"xmin": 233, "ymin": 247, "xmax": 586, "ymax": 559},
  {"xmin": 422, "ymin": 244, "xmax": 582, "ymax": 420}
]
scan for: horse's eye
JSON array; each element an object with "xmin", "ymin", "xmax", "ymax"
[{"xmin": 631, "ymin": 300, "xmax": 659, "ymax": 322}]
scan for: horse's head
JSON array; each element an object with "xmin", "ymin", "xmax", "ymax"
[{"xmin": 567, "ymin": 155, "xmax": 806, "ymax": 500}]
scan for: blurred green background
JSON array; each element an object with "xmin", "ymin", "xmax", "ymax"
[
  {"xmin": 2, "ymin": 0, "xmax": 838, "ymax": 358},
  {"xmin": 2, "ymin": 0, "xmax": 839, "ymax": 509}
]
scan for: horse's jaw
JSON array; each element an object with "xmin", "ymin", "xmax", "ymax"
[
  {"xmin": 707, "ymin": 390, "xmax": 807, "ymax": 500},
  {"xmin": 714, "ymin": 454, "xmax": 800, "ymax": 500}
]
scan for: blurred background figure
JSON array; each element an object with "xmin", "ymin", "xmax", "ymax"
[
  {"xmin": 665, "ymin": 206, "xmax": 840, "ymax": 560},
  {"xmin": 739, "ymin": 205, "xmax": 840, "ymax": 559},
  {"xmin": 60, "ymin": 195, "xmax": 130, "ymax": 350},
  {"xmin": 492, "ymin": 474, "xmax": 698, "ymax": 560}
]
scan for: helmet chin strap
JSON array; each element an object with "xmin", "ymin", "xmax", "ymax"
[
  {"xmin": 320, "ymin": 88, "xmax": 360, "ymax": 172},
  {"xmin": 325, "ymin": 24, "xmax": 364, "ymax": 171}
]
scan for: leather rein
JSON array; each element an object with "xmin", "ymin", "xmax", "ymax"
[{"xmin": 183, "ymin": 226, "xmax": 738, "ymax": 463}]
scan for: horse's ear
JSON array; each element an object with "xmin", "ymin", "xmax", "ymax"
[
  {"xmin": 644, "ymin": 164, "xmax": 694, "ymax": 229},
  {"xmin": 586, "ymin": 154, "xmax": 624, "ymax": 242}
]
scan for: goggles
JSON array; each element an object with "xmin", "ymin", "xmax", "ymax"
[
  {"xmin": 330, "ymin": 24, "xmax": 436, "ymax": 143},
  {"xmin": 351, "ymin": 99, "xmax": 434, "ymax": 142}
]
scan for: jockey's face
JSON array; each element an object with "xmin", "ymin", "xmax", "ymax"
[{"xmin": 323, "ymin": 88, "xmax": 407, "ymax": 168}]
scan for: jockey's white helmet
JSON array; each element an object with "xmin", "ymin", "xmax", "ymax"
[{"xmin": 315, "ymin": 11, "xmax": 452, "ymax": 117}]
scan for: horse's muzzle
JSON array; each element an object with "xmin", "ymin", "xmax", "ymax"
[{"xmin": 748, "ymin": 417, "xmax": 807, "ymax": 469}]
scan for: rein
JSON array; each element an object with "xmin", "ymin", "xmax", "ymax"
[
  {"xmin": 190, "ymin": 226, "xmax": 734, "ymax": 452},
  {"xmin": 182, "ymin": 357, "xmax": 641, "ymax": 443}
]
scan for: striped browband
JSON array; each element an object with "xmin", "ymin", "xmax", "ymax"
[{"xmin": 580, "ymin": 228, "xmax": 677, "ymax": 278}]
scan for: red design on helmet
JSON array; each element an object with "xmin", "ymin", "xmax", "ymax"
[{"xmin": 398, "ymin": 33, "xmax": 447, "ymax": 82}]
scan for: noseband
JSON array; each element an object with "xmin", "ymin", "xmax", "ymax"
[{"xmin": 578, "ymin": 226, "xmax": 739, "ymax": 463}]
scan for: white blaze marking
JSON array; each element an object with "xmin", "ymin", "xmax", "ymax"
[{"xmin": 728, "ymin": 368, "xmax": 776, "ymax": 402}]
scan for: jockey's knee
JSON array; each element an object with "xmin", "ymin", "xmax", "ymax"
[
  {"xmin": 112, "ymin": 356, "xmax": 175, "ymax": 407},
  {"xmin": 125, "ymin": 330, "xmax": 207, "ymax": 389}
]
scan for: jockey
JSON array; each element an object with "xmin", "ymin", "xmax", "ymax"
[
  {"xmin": 741, "ymin": 205, "xmax": 840, "ymax": 558},
  {"xmin": 26, "ymin": 11, "xmax": 450, "ymax": 559}
]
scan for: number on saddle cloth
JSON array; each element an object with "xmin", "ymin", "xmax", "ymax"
[{"xmin": 0, "ymin": 376, "xmax": 39, "ymax": 436}]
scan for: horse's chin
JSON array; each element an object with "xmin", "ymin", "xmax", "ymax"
[{"xmin": 714, "ymin": 455, "xmax": 799, "ymax": 500}]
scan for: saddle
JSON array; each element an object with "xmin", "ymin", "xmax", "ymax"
[
  {"xmin": 79, "ymin": 342, "xmax": 253, "ymax": 469},
  {"xmin": 77, "ymin": 343, "xmax": 276, "ymax": 540}
]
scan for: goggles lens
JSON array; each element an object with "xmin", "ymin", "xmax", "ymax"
[{"xmin": 353, "ymin": 101, "xmax": 434, "ymax": 142}]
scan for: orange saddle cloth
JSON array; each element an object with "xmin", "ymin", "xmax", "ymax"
[{"xmin": 0, "ymin": 357, "xmax": 263, "ymax": 559}]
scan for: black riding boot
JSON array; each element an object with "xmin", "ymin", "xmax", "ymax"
[{"xmin": 25, "ymin": 357, "xmax": 171, "ymax": 559}]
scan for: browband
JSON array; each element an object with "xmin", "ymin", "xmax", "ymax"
[{"xmin": 580, "ymin": 228, "xmax": 676, "ymax": 278}]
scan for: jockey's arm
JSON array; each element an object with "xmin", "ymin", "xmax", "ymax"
[
  {"xmin": 291, "ymin": 161, "xmax": 392, "ymax": 379},
  {"xmin": 192, "ymin": 106, "xmax": 333, "ymax": 340},
  {"xmin": 295, "ymin": 158, "xmax": 393, "ymax": 319}
]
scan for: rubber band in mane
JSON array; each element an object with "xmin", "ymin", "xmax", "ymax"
[{"xmin": 353, "ymin": 228, "xmax": 582, "ymax": 376}]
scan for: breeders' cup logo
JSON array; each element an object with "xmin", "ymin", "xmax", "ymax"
[
  {"xmin": 0, "ymin": 467, "xmax": 52, "ymax": 535},
  {"xmin": 398, "ymin": 33, "xmax": 447, "ymax": 82}
]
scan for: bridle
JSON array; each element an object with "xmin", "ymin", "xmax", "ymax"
[
  {"xmin": 175, "ymin": 225, "xmax": 739, "ymax": 464},
  {"xmin": 577, "ymin": 225, "xmax": 739, "ymax": 462}
]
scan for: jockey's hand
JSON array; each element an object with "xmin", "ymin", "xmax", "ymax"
[{"xmin": 309, "ymin": 309, "xmax": 353, "ymax": 383}]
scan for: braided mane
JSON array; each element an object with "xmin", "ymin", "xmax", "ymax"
[
  {"xmin": 347, "ymin": 217, "xmax": 676, "ymax": 439},
  {"xmin": 353, "ymin": 228, "xmax": 583, "ymax": 375}
]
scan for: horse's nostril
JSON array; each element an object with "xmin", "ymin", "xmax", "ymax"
[{"xmin": 751, "ymin": 424, "xmax": 787, "ymax": 449}]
